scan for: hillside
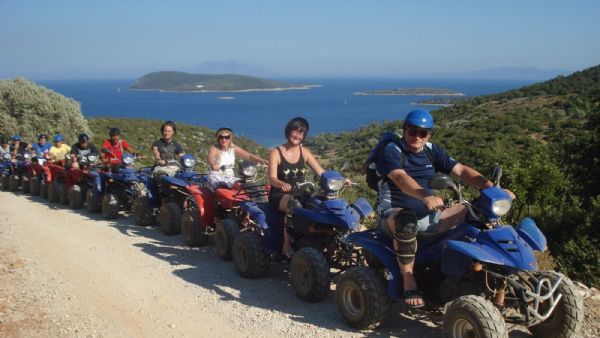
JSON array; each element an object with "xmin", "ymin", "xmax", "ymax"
[
  {"xmin": 130, "ymin": 71, "xmax": 311, "ymax": 92},
  {"xmin": 306, "ymin": 64, "xmax": 600, "ymax": 286}
]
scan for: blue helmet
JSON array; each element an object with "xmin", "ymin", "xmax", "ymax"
[
  {"xmin": 54, "ymin": 134, "xmax": 64, "ymax": 142},
  {"xmin": 404, "ymin": 109, "xmax": 434, "ymax": 129},
  {"xmin": 12, "ymin": 135, "xmax": 21, "ymax": 142}
]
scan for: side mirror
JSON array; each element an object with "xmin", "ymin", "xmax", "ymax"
[
  {"xmin": 429, "ymin": 174, "xmax": 457, "ymax": 190},
  {"xmin": 340, "ymin": 161, "xmax": 350, "ymax": 172},
  {"xmin": 492, "ymin": 165, "xmax": 502, "ymax": 187}
]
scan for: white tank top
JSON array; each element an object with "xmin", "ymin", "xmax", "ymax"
[{"xmin": 219, "ymin": 147, "xmax": 235, "ymax": 168}]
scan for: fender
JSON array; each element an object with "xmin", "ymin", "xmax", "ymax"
[
  {"xmin": 515, "ymin": 217, "xmax": 547, "ymax": 251},
  {"xmin": 346, "ymin": 231, "xmax": 403, "ymax": 302}
]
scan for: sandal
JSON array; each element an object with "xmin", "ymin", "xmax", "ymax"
[{"xmin": 403, "ymin": 289, "xmax": 425, "ymax": 309}]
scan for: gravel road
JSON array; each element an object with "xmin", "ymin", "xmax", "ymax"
[{"xmin": 0, "ymin": 191, "xmax": 593, "ymax": 337}]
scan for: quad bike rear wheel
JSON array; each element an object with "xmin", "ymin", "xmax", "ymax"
[
  {"xmin": 232, "ymin": 232, "xmax": 269, "ymax": 278},
  {"xmin": 58, "ymin": 183, "xmax": 69, "ymax": 205},
  {"xmin": 290, "ymin": 247, "xmax": 331, "ymax": 302},
  {"xmin": 48, "ymin": 181, "xmax": 60, "ymax": 203},
  {"xmin": 8, "ymin": 174, "xmax": 19, "ymax": 192},
  {"xmin": 22, "ymin": 176, "xmax": 30, "ymax": 193},
  {"xmin": 1, "ymin": 176, "xmax": 9, "ymax": 190},
  {"xmin": 86, "ymin": 189, "xmax": 101, "ymax": 213},
  {"xmin": 336, "ymin": 266, "xmax": 392, "ymax": 330},
  {"xmin": 30, "ymin": 177, "xmax": 41, "ymax": 196}
]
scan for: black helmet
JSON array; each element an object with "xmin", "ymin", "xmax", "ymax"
[
  {"xmin": 78, "ymin": 133, "xmax": 90, "ymax": 143},
  {"xmin": 38, "ymin": 133, "xmax": 48, "ymax": 141},
  {"xmin": 109, "ymin": 128, "xmax": 121, "ymax": 136},
  {"xmin": 285, "ymin": 117, "xmax": 309, "ymax": 140},
  {"xmin": 0, "ymin": 136, "xmax": 6, "ymax": 145}
]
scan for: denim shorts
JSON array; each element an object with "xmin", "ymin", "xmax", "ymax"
[{"xmin": 377, "ymin": 208, "xmax": 441, "ymax": 237}]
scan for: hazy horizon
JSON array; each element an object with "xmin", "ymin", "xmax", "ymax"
[{"xmin": 1, "ymin": 1, "xmax": 599, "ymax": 80}]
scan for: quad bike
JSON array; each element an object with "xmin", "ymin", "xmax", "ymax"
[
  {"xmin": 0, "ymin": 152, "xmax": 13, "ymax": 190},
  {"xmin": 334, "ymin": 167, "xmax": 584, "ymax": 338},
  {"xmin": 8, "ymin": 150, "xmax": 32, "ymax": 192},
  {"xmin": 63, "ymin": 153, "xmax": 101, "ymax": 209},
  {"xmin": 232, "ymin": 169, "xmax": 373, "ymax": 302}
]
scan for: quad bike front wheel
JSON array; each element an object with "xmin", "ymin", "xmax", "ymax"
[
  {"xmin": 1, "ymin": 175, "xmax": 9, "ymax": 190},
  {"xmin": 8, "ymin": 174, "xmax": 19, "ymax": 192},
  {"xmin": 22, "ymin": 176, "xmax": 30, "ymax": 193},
  {"xmin": 132, "ymin": 196, "xmax": 155, "ymax": 226},
  {"xmin": 30, "ymin": 177, "xmax": 41, "ymax": 196},
  {"xmin": 528, "ymin": 271, "xmax": 584, "ymax": 338},
  {"xmin": 58, "ymin": 183, "xmax": 69, "ymax": 205},
  {"xmin": 336, "ymin": 266, "xmax": 392, "ymax": 330},
  {"xmin": 68, "ymin": 185, "xmax": 83, "ymax": 209},
  {"xmin": 214, "ymin": 218, "xmax": 239, "ymax": 260},
  {"xmin": 48, "ymin": 181, "xmax": 60, "ymax": 203},
  {"xmin": 160, "ymin": 202, "xmax": 182, "ymax": 235},
  {"xmin": 102, "ymin": 193, "xmax": 120, "ymax": 219},
  {"xmin": 290, "ymin": 247, "xmax": 331, "ymax": 302},
  {"xmin": 86, "ymin": 189, "xmax": 101, "ymax": 213},
  {"xmin": 181, "ymin": 209, "xmax": 207, "ymax": 246},
  {"xmin": 443, "ymin": 295, "xmax": 507, "ymax": 338}
]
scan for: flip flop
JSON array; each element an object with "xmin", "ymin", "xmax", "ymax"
[{"xmin": 403, "ymin": 289, "xmax": 425, "ymax": 309}]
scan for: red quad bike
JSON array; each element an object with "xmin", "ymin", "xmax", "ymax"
[
  {"xmin": 63, "ymin": 153, "xmax": 101, "ymax": 209},
  {"xmin": 180, "ymin": 161, "xmax": 270, "ymax": 260},
  {"xmin": 27, "ymin": 153, "xmax": 51, "ymax": 197},
  {"xmin": 46, "ymin": 156, "xmax": 70, "ymax": 204}
]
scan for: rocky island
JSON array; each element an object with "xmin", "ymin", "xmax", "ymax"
[
  {"xmin": 354, "ymin": 87, "xmax": 465, "ymax": 96},
  {"xmin": 130, "ymin": 71, "xmax": 317, "ymax": 92}
]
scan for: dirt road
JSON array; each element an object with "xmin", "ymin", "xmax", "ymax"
[{"xmin": 0, "ymin": 191, "xmax": 594, "ymax": 337}]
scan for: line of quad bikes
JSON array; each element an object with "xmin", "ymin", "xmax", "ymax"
[{"xmin": 0, "ymin": 149, "xmax": 584, "ymax": 338}]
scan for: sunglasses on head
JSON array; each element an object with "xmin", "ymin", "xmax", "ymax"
[
  {"xmin": 406, "ymin": 127, "xmax": 431, "ymax": 138},
  {"xmin": 218, "ymin": 134, "xmax": 231, "ymax": 140}
]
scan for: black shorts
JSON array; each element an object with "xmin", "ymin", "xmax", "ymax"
[{"xmin": 269, "ymin": 190, "xmax": 288, "ymax": 211}]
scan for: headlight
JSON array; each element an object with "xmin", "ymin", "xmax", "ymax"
[
  {"xmin": 327, "ymin": 178, "xmax": 345, "ymax": 192},
  {"xmin": 88, "ymin": 155, "xmax": 98, "ymax": 162},
  {"xmin": 3, "ymin": 153, "xmax": 11, "ymax": 160},
  {"xmin": 183, "ymin": 157, "xmax": 196, "ymax": 168},
  {"xmin": 123, "ymin": 154, "xmax": 134, "ymax": 165},
  {"xmin": 242, "ymin": 164, "xmax": 257, "ymax": 177},
  {"xmin": 24, "ymin": 153, "xmax": 31, "ymax": 159},
  {"xmin": 492, "ymin": 199, "xmax": 512, "ymax": 217}
]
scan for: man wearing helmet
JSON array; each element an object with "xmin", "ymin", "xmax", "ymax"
[
  {"xmin": 9, "ymin": 135, "xmax": 31, "ymax": 159},
  {"xmin": 32, "ymin": 134, "xmax": 52, "ymax": 163},
  {"xmin": 101, "ymin": 128, "xmax": 136, "ymax": 164},
  {"xmin": 48, "ymin": 134, "xmax": 71, "ymax": 163},
  {"xmin": 70, "ymin": 134, "xmax": 99, "ymax": 169},
  {"xmin": 376, "ymin": 109, "xmax": 515, "ymax": 308},
  {"xmin": 0, "ymin": 136, "xmax": 9, "ymax": 157}
]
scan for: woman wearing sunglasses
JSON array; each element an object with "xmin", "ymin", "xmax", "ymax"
[{"xmin": 207, "ymin": 127, "xmax": 267, "ymax": 190}]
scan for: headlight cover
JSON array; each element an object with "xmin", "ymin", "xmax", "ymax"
[
  {"xmin": 242, "ymin": 164, "xmax": 257, "ymax": 178},
  {"xmin": 24, "ymin": 153, "xmax": 31, "ymax": 159},
  {"xmin": 88, "ymin": 155, "xmax": 98, "ymax": 162},
  {"xmin": 327, "ymin": 178, "xmax": 345, "ymax": 192},
  {"xmin": 3, "ymin": 153, "xmax": 11, "ymax": 160},
  {"xmin": 183, "ymin": 157, "xmax": 196, "ymax": 168},
  {"xmin": 492, "ymin": 199, "xmax": 512, "ymax": 217},
  {"xmin": 123, "ymin": 154, "xmax": 134, "ymax": 165}
]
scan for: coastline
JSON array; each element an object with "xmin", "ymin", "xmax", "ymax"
[
  {"xmin": 129, "ymin": 84, "xmax": 321, "ymax": 93},
  {"xmin": 354, "ymin": 92, "xmax": 465, "ymax": 96}
]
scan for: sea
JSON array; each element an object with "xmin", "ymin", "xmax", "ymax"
[{"xmin": 39, "ymin": 78, "xmax": 536, "ymax": 147}]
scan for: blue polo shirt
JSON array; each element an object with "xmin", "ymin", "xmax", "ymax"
[
  {"xmin": 32, "ymin": 143, "xmax": 51, "ymax": 156},
  {"xmin": 377, "ymin": 139, "xmax": 457, "ymax": 218}
]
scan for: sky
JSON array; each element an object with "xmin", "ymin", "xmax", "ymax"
[{"xmin": 1, "ymin": 0, "xmax": 599, "ymax": 80}]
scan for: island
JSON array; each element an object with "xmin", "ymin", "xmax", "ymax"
[
  {"xmin": 414, "ymin": 97, "xmax": 468, "ymax": 107},
  {"xmin": 130, "ymin": 71, "xmax": 318, "ymax": 92},
  {"xmin": 354, "ymin": 87, "xmax": 465, "ymax": 96}
]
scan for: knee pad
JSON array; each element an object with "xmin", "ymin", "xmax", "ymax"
[{"xmin": 393, "ymin": 209, "xmax": 418, "ymax": 265}]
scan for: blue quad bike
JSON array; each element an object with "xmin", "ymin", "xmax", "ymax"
[
  {"xmin": 232, "ymin": 170, "xmax": 373, "ymax": 302},
  {"xmin": 8, "ymin": 151, "xmax": 33, "ymax": 192},
  {"xmin": 132, "ymin": 155, "xmax": 207, "ymax": 234},
  {"xmin": 90, "ymin": 152, "xmax": 147, "ymax": 219},
  {"xmin": 334, "ymin": 168, "xmax": 583, "ymax": 338},
  {"xmin": 0, "ymin": 152, "xmax": 13, "ymax": 190}
]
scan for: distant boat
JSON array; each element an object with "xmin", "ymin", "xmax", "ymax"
[{"xmin": 217, "ymin": 96, "xmax": 235, "ymax": 100}]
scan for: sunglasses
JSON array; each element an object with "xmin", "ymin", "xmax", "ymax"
[
  {"xmin": 406, "ymin": 127, "xmax": 431, "ymax": 138},
  {"xmin": 218, "ymin": 134, "xmax": 232, "ymax": 140}
]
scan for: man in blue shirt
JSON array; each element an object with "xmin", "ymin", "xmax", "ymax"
[
  {"xmin": 32, "ymin": 134, "xmax": 52, "ymax": 163},
  {"xmin": 376, "ymin": 109, "xmax": 515, "ymax": 308}
]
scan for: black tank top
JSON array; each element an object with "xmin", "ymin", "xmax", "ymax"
[{"xmin": 275, "ymin": 146, "xmax": 306, "ymax": 187}]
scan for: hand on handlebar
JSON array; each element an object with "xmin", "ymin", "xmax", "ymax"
[
  {"xmin": 281, "ymin": 183, "xmax": 292, "ymax": 192},
  {"xmin": 424, "ymin": 195, "xmax": 444, "ymax": 212}
]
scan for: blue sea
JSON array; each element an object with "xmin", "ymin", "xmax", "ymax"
[{"xmin": 39, "ymin": 78, "xmax": 536, "ymax": 146}]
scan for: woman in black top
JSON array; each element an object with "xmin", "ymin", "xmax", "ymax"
[
  {"xmin": 268, "ymin": 117, "xmax": 325, "ymax": 257},
  {"xmin": 151, "ymin": 121, "xmax": 184, "ymax": 177}
]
